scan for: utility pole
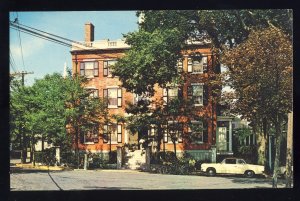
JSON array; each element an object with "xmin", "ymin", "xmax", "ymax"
[
  {"xmin": 10, "ymin": 71, "xmax": 34, "ymax": 86},
  {"xmin": 10, "ymin": 71, "xmax": 34, "ymax": 163}
]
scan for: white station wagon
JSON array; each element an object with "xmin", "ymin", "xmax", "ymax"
[{"xmin": 201, "ymin": 158, "xmax": 265, "ymax": 178}]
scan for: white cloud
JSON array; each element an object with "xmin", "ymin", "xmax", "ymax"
[{"xmin": 10, "ymin": 33, "xmax": 46, "ymax": 61}]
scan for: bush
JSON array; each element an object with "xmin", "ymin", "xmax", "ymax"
[
  {"xmin": 149, "ymin": 152, "xmax": 198, "ymax": 175},
  {"xmin": 151, "ymin": 151, "xmax": 178, "ymax": 165},
  {"xmin": 34, "ymin": 148, "xmax": 56, "ymax": 165}
]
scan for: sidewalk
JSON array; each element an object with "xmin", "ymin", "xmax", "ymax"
[{"xmin": 10, "ymin": 158, "xmax": 69, "ymax": 171}]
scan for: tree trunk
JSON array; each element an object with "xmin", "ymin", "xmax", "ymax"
[
  {"xmin": 75, "ymin": 126, "xmax": 79, "ymax": 169},
  {"xmin": 32, "ymin": 141, "xmax": 36, "ymax": 167},
  {"xmin": 173, "ymin": 141, "xmax": 177, "ymax": 158},
  {"xmin": 20, "ymin": 126, "xmax": 27, "ymax": 164},
  {"xmin": 30, "ymin": 132, "xmax": 34, "ymax": 164},
  {"xmin": 272, "ymin": 122, "xmax": 282, "ymax": 188},
  {"xmin": 285, "ymin": 112, "xmax": 293, "ymax": 188},
  {"xmin": 262, "ymin": 119, "xmax": 270, "ymax": 174}
]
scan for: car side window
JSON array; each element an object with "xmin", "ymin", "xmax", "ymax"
[
  {"xmin": 225, "ymin": 159, "xmax": 236, "ymax": 164},
  {"xmin": 237, "ymin": 159, "xmax": 246, "ymax": 164}
]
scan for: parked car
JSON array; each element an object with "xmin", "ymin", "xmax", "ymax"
[{"xmin": 201, "ymin": 158, "xmax": 265, "ymax": 178}]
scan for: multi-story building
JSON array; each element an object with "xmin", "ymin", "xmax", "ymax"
[{"xmin": 70, "ymin": 22, "xmax": 233, "ymax": 164}]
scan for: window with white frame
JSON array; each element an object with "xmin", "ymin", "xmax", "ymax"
[
  {"xmin": 103, "ymin": 124, "xmax": 122, "ymax": 144},
  {"xmin": 188, "ymin": 121, "xmax": 203, "ymax": 143},
  {"xmin": 103, "ymin": 60, "xmax": 117, "ymax": 77},
  {"xmin": 103, "ymin": 88, "xmax": 122, "ymax": 108},
  {"xmin": 163, "ymin": 87, "xmax": 182, "ymax": 105},
  {"xmin": 188, "ymin": 83, "xmax": 204, "ymax": 106},
  {"xmin": 187, "ymin": 56, "xmax": 207, "ymax": 73},
  {"xmin": 164, "ymin": 122, "xmax": 183, "ymax": 143},
  {"xmin": 80, "ymin": 61, "xmax": 99, "ymax": 77},
  {"xmin": 83, "ymin": 126, "xmax": 99, "ymax": 144}
]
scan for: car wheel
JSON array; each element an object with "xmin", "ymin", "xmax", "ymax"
[
  {"xmin": 245, "ymin": 170, "xmax": 255, "ymax": 178},
  {"xmin": 207, "ymin": 168, "xmax": 216, "ymax": 176}
]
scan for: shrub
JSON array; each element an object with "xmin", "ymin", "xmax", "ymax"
[
  {"xmin": 149, "ymin": 152, "xmax": 197, "ymax": 175},
  {"xmin": 34, "ymin": 148, "xmax": 56, "ymax": 165}
]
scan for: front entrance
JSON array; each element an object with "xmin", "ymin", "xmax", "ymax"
[{"xmin": 217, "ymin": 127, "xmax": 227, "ymax": 151}]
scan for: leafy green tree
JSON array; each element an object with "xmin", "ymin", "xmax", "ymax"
[
  {"xmin": 221, "ymin": 26, "xmax": 292, "ymax": 187},
  {"xmin": 10, "ymin": 77, "xmax": 30, "ymax": 163},
  {"xmin": 64, "ymin": 72, "xmax": 107, "ymax": 168}
]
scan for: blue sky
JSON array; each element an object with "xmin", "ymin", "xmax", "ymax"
[{"xmin": 9, "ymin": 11, "xmax": 138, "ymax": 85}]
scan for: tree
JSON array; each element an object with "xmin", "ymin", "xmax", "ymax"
[
  {"xmin": 64, "ymin": 71, "xmax": 107, "ymax": 168},
  {"xmin": 221, "ymin": 26, "xmax": 292, "ymax": 187},
  {"xmin": 10, "ymin": 77, "xmax": 30, "ymax": 163},
  {"xmin": 113, "ymin": 10, "xmax": 292, "ymax": 179}
]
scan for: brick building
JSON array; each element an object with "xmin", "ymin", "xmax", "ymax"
[{"xmin": 70, "ymin": 23, "xmax": 233, "ymax": 163}]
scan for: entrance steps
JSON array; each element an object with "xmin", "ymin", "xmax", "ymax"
[{"xmin": 124, "ymin": 149, "xmax": 146, "ymax": 170}]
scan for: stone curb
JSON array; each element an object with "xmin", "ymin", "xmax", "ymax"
[{"xmin": 15, "ymin": 163, "xmax": 67, "ymax": 171}]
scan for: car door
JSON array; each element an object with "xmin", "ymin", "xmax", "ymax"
[
  {"xmin": 222, "ymin": 159, "xmax": 237, "ymax": 174},
  {"xmin": 235, "ymin": 159, "xmax": 247, "ymax": 174}
]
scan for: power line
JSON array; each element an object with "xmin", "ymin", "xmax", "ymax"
[
  {"xmin": 15, "ymin": 13, "xmax": 26, "ymax": 71},
  {"xmin": 19, "ymin": 21, "xmax": 86, "ymax": 47},
  {"xmin": 10, "ymin": 51, "xmax": 18, "ymax": 72},
  {"xmin": 10, "ymin": 26, "xmax": 72, "ymax": 48},
  {"xmin": 9, "ymin": 20, "xmax": 116, "ymax": 63}
]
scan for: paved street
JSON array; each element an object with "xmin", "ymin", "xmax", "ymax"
[{"xmin": 10, "ymin": 165, "xmax": 287, "ymax": 190}]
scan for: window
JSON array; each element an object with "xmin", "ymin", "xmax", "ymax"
[
  {"xmin": 103, "ymin": 60, "xmax": 117, "ymax": 77},
  {"xmin": 188, "ymin": 84, "xmax": 204, "ymax": 106},
  {"xmin": 164, "ymin": 122, "xmax": 183, "ymax": 143},
  {"xmin": 176, "ymin": 59, "xmax": 183, "ymax": 73},
  {"xmin": 103, "ymin": 88, "xmax": 122, "ymax": 108},
  {"xmin": 237, "ymin": 159, "xmax": 246, "ymax": 164},
  {"xmin": 86, "ymin": 88, "xmax": 99, "ymax": 98},
  {"xmin": 163, "ymin": 87, "xmax": 182, "ymax": 105},
  {"xmin": 187, "ymin": 56, "xmax": 207, "ymax": 73},
  {"xmin": 103, "ymin": 124, "xmax": 122, "ymax": 144},
  {"xmin": 148, "ymin": 125, "xmax": 157, "ymax": 137},
  {"xmin": 80, "ymin": 61, "xmax": 99, "ymax": 77},
  {"xmin": 225, "ymin": 159, "xmax": 236, "ymax": 164},
  {"xmin": 188, "ymin": 121, "xmax": 203, "ymax": 143},
  {"xmin": 83, "ymin": 126, "xmax": 99, "ymax": 144},
  {"xmin": 133, "ymin": 93, "xmax": 151, "ymax": 105}
]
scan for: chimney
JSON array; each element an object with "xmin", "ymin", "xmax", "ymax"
[{"xmin": 85, "ymin": 22, "xmax": 94, "ymax": 43}]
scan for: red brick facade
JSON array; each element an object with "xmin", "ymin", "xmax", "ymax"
[{"xmin": 70, "ymin": 24, "xmax": 219, "ymax": 159}]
